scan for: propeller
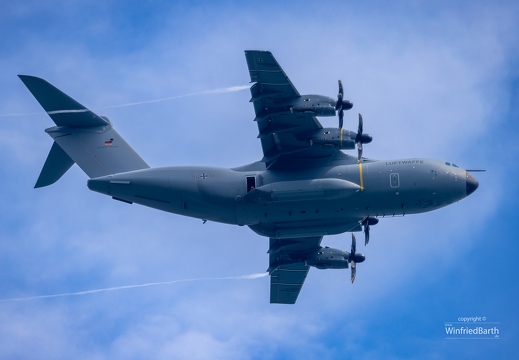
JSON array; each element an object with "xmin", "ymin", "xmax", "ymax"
[
  {"xmin": 354, "ymin": 114, "xmax": 372, "ymax": 163},
  {"xmin": 363, "ymin": 220, "xmax": 370, "ymax": 245},
  {"xmin": 348, "ymin": 234, "xmax": 365, "ymax": 283},
  {"xmin": 361, "ymin": 216, "xmax": 379, "ymax": 246},
  {"xmin": 336, "ymin": 80, "xmax": 344, "ymax": 130},
  {"xmin": 355, "ymin": 114, "xmax": 364, "ymax": 162},
  {"xmin": 349, "ymin": 234, "xmax": 357, "ymax": 283},
  {"xmin": 348, "ymin": 234, "xmax": 366, "ymax": 283},
  {"xmin": 335, "ymin": 80, "xmax": 353, "ymax": 130}
]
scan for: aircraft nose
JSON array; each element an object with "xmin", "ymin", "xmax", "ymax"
[{"xmin": 465, "ymin": 171, "xmax": 479, "ymax": 196}]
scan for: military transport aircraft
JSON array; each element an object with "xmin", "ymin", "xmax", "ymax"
[{"xmin": 19, "ymin": 50, "xmax": 479, "ymax": 304}]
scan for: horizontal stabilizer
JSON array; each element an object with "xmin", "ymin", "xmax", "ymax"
[
  {"xmin": 18, "ymin": 75, "xmax": 109, "ymax": 127},
  {"xmin": 35, "ymin": 141, "xmax": 75, "ymax": 188}
]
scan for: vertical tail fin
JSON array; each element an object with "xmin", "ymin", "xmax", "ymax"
[{"xmin": 19, "ymin": 75, "xmax": 149, "ymax": 186}]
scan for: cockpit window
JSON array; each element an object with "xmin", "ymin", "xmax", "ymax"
[{"xmin": 444, "ymin": 162, "xmax": 459, "ymax": 168}]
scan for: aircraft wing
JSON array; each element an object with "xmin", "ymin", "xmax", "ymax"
[
  {"xmin": 268, "ymin": 236, "xmax": 322, "ymax": 304},
  {"xmin": 245, "ymin": 50, "xmax": 300, "ymax": 100},
  {"xmin": 245, "ymin": 51, "xmax": 339, "ymax": 168}
]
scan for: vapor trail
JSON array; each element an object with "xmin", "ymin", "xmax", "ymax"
[
  {"xmin": 0, "ymin": 111, "xmax": 41, "ymax": 118},
  {"xmin": 0, "ymin": 272, "xmax": 268, "ymax": 302},
  {"xmin": 97, "ymin": 85, "xmax": 250, "ymax": 110},
  {"xmin": 0, "ymin": 84, "xmax": 250, "ymax": 117}
]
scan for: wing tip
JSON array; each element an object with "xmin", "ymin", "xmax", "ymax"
[
  {"xmin": 18, "ymin": 75, "xmax": 47, "ymax": 88},
  {"xmin": 244, "ymin": 49, "xmax": 272, "ymax": 54}
]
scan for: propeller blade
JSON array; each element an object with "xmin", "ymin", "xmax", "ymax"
[
  {"xmin": 336, "ymin": 80, "xmax": 344, "ymax": 130},
  {"xmin": 336, "ymin": 80, "xmax": 344, "ymax": 107},
  {"xmin": 362, "ymin": 216, "xmax": 379, "ymax": 246},
  {"xmin": 349, "ymin": 233, "xmax": 364, "ymax": 283},
  {"xmin": 350, "ymin": 261, "xmax": 356, "ymax": 283},
  {"xmin": 356, "ymin": 114, "xmax": 364, "ymax": 163}
]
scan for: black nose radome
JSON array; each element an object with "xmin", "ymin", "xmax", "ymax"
[{"xmin": 466, "ymin": 171, "xmax": 479, "ymax": 196}]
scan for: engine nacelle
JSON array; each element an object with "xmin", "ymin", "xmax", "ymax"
[
  {"xmin": 307, "ymin": 128, "xmax": 356, "ymax": 150},
  {"xmin": 289, "ymin": 95, "xmax": 337, "ymax": 117},
  {"xmin": 305, "ymin": 246, "xmax": 350, "ymax": 270}
]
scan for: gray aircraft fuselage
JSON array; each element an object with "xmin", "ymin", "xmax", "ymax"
[{"xmin": 88, "ymin": 156, "xmax": 477, "ymax": 239}]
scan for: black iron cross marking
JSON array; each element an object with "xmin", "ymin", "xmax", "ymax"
[{"xmin": 192, "ymin": 173, "xmax": 214, "ymax": 180}]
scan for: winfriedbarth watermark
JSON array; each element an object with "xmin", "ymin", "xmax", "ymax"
[{"xmin": 445, "ymin": 316, "xmax": 500, "ymax": 340}]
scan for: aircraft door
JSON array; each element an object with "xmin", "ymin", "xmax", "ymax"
[
  {"xmin": 246, "ymin": 176, "xmax": 256, "ymax": 192},
  {"xmin": 235, "ymin": 175, "xmax": 262, "ymax": 225}
]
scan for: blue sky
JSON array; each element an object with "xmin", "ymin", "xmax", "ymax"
[{"xmin": 1, "ymin": 1, "xmax": 518, "ymax": 358}]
